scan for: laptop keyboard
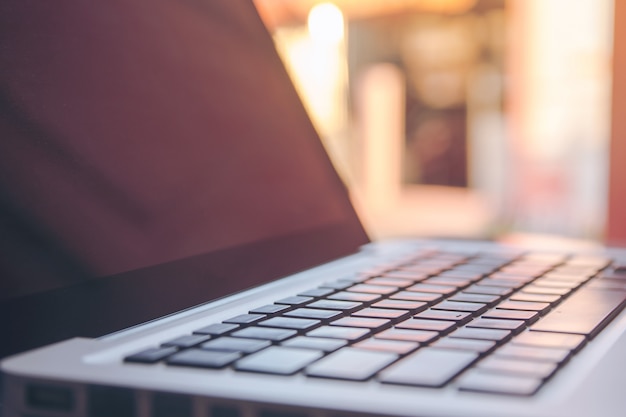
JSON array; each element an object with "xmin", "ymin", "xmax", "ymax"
[{"xmin": 124, "ymin": 248, "xmax": 626, "ymax": 396}]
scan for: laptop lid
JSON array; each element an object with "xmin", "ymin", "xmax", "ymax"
[{"xmin": 0, "ymin": 0, "xmax": 369, "ymax": 358}]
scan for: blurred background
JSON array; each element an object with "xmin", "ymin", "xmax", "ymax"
[{"xmin": 253, "ymin": 0, "xmax": 614, "ymax": 246}]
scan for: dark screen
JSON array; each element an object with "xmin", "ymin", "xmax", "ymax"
[{"xmin": 0, "ymin": 0, "xmax": 368, "ymax": 357}]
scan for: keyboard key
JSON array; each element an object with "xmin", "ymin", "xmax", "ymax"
[
  {"xmin": 235, "ymin": 346, "xmax": 323, "ymax": 375},
  {"xmin": 541, "ymin": 272, "xmax": 590, "ymax": 284},
  {"xmin": 330, "ymin": 317, "xmax": 391, "ymax": 331},
  {"xmin": 467, "ymin": 318, "xmax": 526, "ymax": 333},
  {"xmin": 327, "ymin": 291, "xmax": 381, "ymax": 303},
  {"xmin": 488, "ymin": 273, "xmax": 535, "ymax": 284},
  {"xmin": 383, "ymin": 271, "xmax": 429, "ymax": 281},
  {"xmin": 348, "ymin": 284, "xmax": 399, "ymax": 295},
  {"xmin": 448, "ymin": 293, "xmax": 500, "ymax": 306},
  {"xmin": 354, "ymin": 339, "xmax": 419, "ymax": 355},
  {"xmin": 396, "ymin": 318, "xmax": 456, "ymax": 334},
  {"xmin": 457, "ymin": 370, "xmax": 542, "ymax": 396},
  {"xmin": 167, "ymin": 349, "xmax": 240, "ymax": 369},
  {"xmin": 352, "ymin": 308, "xmax": 412, "ymax": 321},
  {"xmin": 482, "ymin": 309, "xmax": 539, "ymax": 323},
  {"xmin": 464, "ymin": 285, "xmax": 513, "ymax": 297},
  {"xmin": 231, "ymin": 327, "xmax": 297, "ymax": 342},
  {"xmin": 430, "ymin": 253, "xmax": 469, "ymax": 263},
  {"xmin": 509, "ymin": 292, "xmax": 561, "ymax": 304},
  {"xmin": 500, "ymin": 266, "xmax": 549, "ymax": 278},
  {"xmin": 306, "ymin": 326, "xmax": 370, "ymax": 341},
  {"xmin": 380, "ymin": 348, "xmax": 478, "ymax": 387},
  {"xmin": 431, "ymin": 338, "xmax": 496, "ymax": 354},
  {"xmin": 201, "ymin": 337, "xmax": 270, "ymax": 354},
  {"xmin": 390, "ymin": 291, "xmax": 443, "ymax": 304},
  {"xmin": 298, "ymin": 288, "xmax": 335, "ymax": 298},
  {"xmin": 372, "ymin": 299, "xmax": 428, "ymax": 312},
  {"xmin": 193, "ymin": 323, "xmax": 238, "ymax": 336},
  {"xmin": 496, "ymin": 300, "xmax": 551, "ymax": 314},
  {"xmin": 284, "ymin": 308, "xmax": 343, "ymax": 321},
  {"xmin": 479, "ymin": 279, "xmax": 524, "ymax": 289},
  {"xmin": 494, "ymin": 345, "xmax": 571, "ymax": 363},
  {"xmin": 532, "ymin": 279, "xmax": 580, "ymax": 289},
  {"xmin": 432, "ymin": 301, "xmax": 488, "ymax": 315},
  {"xmin": 566, "ymin": 255, "xmax": 611, "ymax": 269},
  {"xmin": 512, "ymin": 332, "xmax": 586, "ymax": 351},
  {"xmin": 223, "ymin": 314, "xmax": 265, "ymax": 325},
  {"xmin": 519, "ymin": 252, "xmax": 566, "ymax": 264},
  {"xmin": 478, "ymin": 252, "xmax": 521, "ymax": 263},
  {"xmin": 162, "ymin": 335, "xmax": 211, "ymax": 349},
  {"xmin": 450, "ymin": 327, "xmax": 511, "ymax": 343},
  {"xmin": 375, "ymin": 328, "xmax": 439, "ymax": 344},
  {"xmin": 275, "ymin": 296, "xmax": 313, "ymax": 306},
  {"xmin": 521, "ymin": 285, "xmax": 571, "ymax": 296},
  {"xmin": 465, "ymin": 257, "xmax": 511, "ymax": 267},
  {"xmin": 125, "ymin": 347, "xmax": 178, "ymax": 364},
  {"xmin": 259, "ymin": 317, "xmax": 321, "ymax": 331},
  {"xmin": 365, "ymin": 277, "xmax": 415, "ymax": 287},
  {"xmin": 439, "ymin": 270, "xmax": 484, "ymax": 281},
  {"xmin": 307, "ymin": 299, "xmax": 362, "ymax": 312},
  {"xmin": 437, "ymin": 253, "xmax": 468, "ymax": 262},
  {"xmin": 407, "ymin": 284, "xmax": 457, "ymax": 295},
  {"xmin": 423, "ymin": 277, "xmax": 473, "ymax": 288},
  {"xmin": 249, "ymin": 304, "xmax": 291, "ymax": 315},
  {"xmin": 554, "ymin": 266, "xmax": 599, "ymax": 277},
  {"xmin": 530, "ymin": 287, "xmax": 626, "ymax": 337},
  {"xmin": 476, "ymin": 357, "xmax": 557, "ymax": 379},
  {"xmin": 414, "ymin": 310, "xmax": 472, "ymax": 324},
  {"xmin": 282, "ymin": 336, "xmax": 347, "ymax": 352},
  {"xmin": 306, "ymin": 348, "xmax": 398, "ymax": 381},
  {"xmin": 399, "ymin": 264, "xmax": 445, "ymax": 275}
]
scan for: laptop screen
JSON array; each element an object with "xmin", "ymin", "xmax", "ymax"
[{"xmin": 0, "ymin": 0, "xmax": 368, "ymax": 357}]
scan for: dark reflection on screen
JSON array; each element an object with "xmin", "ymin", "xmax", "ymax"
[{"xmin": 0, "ymin": 0, "xmax": 355, "ymax": 297}]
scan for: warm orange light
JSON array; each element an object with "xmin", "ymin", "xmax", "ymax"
[
  {"xmin": 337, "ymin": 0, "xmax": 478, "ymax": 17},
  {"xmin": 254, "ymin": 0, "xmax": 479, "ymax": 30},
  {"xmin": 308, "ymin": 3, "xmax": 344, "ymax": 44}
]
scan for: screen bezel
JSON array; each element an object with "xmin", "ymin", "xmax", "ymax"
[{"xmin": 0, "ymin": 218, "xmax": 367, "ymax": 358}]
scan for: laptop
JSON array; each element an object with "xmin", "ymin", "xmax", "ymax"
[{"xmin": 2, "ymin": 1, "xmax": 626, "ymax": 416}]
